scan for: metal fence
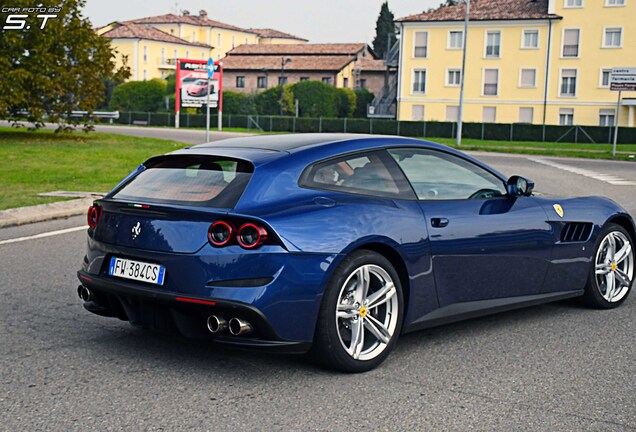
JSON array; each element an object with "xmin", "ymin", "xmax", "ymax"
[{"xmin": 114, "ymin": 112, "xmax": 636, "ymax": 145}]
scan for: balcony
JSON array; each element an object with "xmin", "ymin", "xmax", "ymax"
[
  {"xmin": 157, "ymin": 58, "xmax": 177, "ymax": 69},
  {"xmin": 562, "ymin": 45, "xmax": 579, "ymax": 57}
]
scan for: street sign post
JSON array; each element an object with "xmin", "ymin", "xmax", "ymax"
[
  {"xmin": 609, "ymin": 68, "xmax": 636, "ymax": 158},
  {"xmin": 206, "ymin": 58, "xmax": 214, "ymax": 142}
]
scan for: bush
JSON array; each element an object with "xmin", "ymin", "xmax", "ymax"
[
  {"xmin": 222, "ymin": 91, "xmax": 257, "ymax": 115},
  {"xmin": 353, "ymin": 89, "xmax": 374, "ymax": 118},
  {"xmin": 255, "ymin": 85, "xmax": 294, "ymax": 115},
  {"xmin": 109, "ymin": 79, "xmax": 167, "ymax": 112},
  {"xmin": 336, "ymin": 88, "xmax": 357, "ymax": 118},
  {"xmin": 291, "ymin": 81, "xmax": 338, "ymax": 118}
]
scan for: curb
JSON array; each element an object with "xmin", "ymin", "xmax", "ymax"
[{"xmin": 0, "ymin": 198, "xmax": 95, "ymax": 228}]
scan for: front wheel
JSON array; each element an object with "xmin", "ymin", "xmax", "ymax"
[
  {"xmin": 311, "ymin": 250, "xmax": 403, "ymax": 372},
  {"xmin": 583, "ymin": 223, "xmax": 634, "ymax": 308}
]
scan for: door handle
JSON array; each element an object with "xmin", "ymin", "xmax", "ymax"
[{"xmin": 431, "ymin": 217, "xmax": 449, "ymax": 228}]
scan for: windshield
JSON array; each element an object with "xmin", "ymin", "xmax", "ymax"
[{"xmin": 111, "ymin": 155, "xmax": 253, "ymax": 208}]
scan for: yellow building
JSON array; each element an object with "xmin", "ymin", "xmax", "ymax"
[
  {"xmin": 98, "ymin": 10, "xmax": 308, "ymax": 82},
  {"xmin": 396, "ymin": 0, "xmax": 636, "ymax": 127}
]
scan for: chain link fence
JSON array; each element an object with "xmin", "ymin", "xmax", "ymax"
[{"xmin": 115, "ymin": 112, "xmax": 636, "ymax": 144}]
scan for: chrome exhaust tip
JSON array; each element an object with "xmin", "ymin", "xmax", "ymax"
[
  {"xmin": 78, "ymin": 285, "xmax": 92, "ymax": 302},
  {"xmin": 206, "ymin": 315, "xmax": 227, "ymax": 334},
  {"xmin": 228, "ymin": 317, "xmax": 252, "ymax": 336}
]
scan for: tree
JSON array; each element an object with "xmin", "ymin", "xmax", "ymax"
[
  {"xmin": 0, "ymin": 0, "xmax": 130, "ymax": 129},
  {"xmin": 109, "ymin": 79, "xmax": 166, "ymax": 112},
  {"xmin": 336, "ymin": 88, "xmax": 356, "ymax": 118},
  {"xmin": 255, "ymin": 85, "xmax": 294, "ymax": 115},
  {"xmin": 372, "ymin": 2, "xmax": 396, "ymax": 59},
  {"xmin": 291, "ymin": 81, "xmax": 338, "ymax": 118},
  {"xmin": 353, "ymin": 89, "xmax": 375, "ymax": 118}
]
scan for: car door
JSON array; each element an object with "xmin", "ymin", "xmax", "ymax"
[{"xmin": 387, "ymin": 148, "xmax": 554, "ymax": 307}]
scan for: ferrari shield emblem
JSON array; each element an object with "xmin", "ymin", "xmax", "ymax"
[{"xmin": 553, "ymin": 204, "xmax": 564, "ymax": 218}]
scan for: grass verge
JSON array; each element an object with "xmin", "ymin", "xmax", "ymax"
[{"xmin": 0, "ymin": 127, "xmax": 187, "ymax": 210}]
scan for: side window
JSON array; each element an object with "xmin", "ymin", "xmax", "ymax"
[
  {"xmin": 388, "ymin": 148, "xmax": 506, "ymax": 200},
  {"xmin": 300, "ymin": 151, "xmax": 408, "ymax": 198}
]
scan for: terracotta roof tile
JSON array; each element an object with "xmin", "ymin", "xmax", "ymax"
[
  {"xmin": 128, "ymin": 13, "xmax": 258, "ymax": 34},
  {"xmin": 398, "ymin": 0, "xmax": 561, "ymax": 22},
  {"xmin": 249, "ymin": 28, "xmax": 308, "ymax": 42},
  {"xmin": 228, "ymin": 43, "xmax": 368, "ymax": 56},
  {"xmin": 222, "ymin": 55, "xmax": 355, "ymax": 72},
  {"xmin": 101, "ymin": 22, "xmax": 212, "ymax": 48},
  {"xmin": 357, "ymin": 59, "xmax": 387, "ymax": 72}
]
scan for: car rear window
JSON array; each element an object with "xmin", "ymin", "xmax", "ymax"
[{"xmin": 111, "ymin": 155, "xmax": 253, "ymax": 208}]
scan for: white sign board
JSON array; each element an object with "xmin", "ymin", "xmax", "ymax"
[{"xmin": 610, "ymin": 67, "xmax": 636, "ymax": 91}]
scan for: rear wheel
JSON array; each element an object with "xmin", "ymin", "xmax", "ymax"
[
  {"xmin": 311, "ymin": 250, "xmax": 403, "ymax": 372},
  {"xmin": 583, "ymin": 223, "xmax": 634, "ymax": 308}
]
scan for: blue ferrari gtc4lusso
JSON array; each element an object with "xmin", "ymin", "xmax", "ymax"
[{"xmin": 77, "ymin": 134, "xmax": 635, "ymax": 372}]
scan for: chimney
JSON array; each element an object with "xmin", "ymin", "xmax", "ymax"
[
  {"xmin": 182, "ymin": 10, "xmax": 190, "ymax": 16},
  {"xmin": 199, "ymin": 10, "xmax": 208, "ymax": 19}
]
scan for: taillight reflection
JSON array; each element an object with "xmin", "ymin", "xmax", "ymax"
[{"xmin": 87, "ymin": 205, "xmax": 102, "ymax": 229}]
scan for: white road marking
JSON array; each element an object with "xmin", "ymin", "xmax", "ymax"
[
  {"xmin": 529, "ymin": 158, "xmax": 636, "ymax": 186},
  {"xmin": 0, "ymin": 226, "xmax": 87, "ymax": 245}
]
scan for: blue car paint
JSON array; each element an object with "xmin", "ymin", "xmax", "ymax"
[{"xmin": 80, "ymin": 134, "xmax": 635, "ymax": 346}]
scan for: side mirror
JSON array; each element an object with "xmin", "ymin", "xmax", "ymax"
[{"xmin": 506, "ymin": 176, "xmax": 535, "ymax": 197}]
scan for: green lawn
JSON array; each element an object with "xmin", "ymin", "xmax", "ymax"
[{"xmin": 0, "ymin": 127, "xmax": 187, "ymax": 210}]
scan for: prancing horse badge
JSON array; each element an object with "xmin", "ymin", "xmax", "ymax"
[{"xmin": 553, "ymin": 204, "xmax": 564, "ymax": 218}]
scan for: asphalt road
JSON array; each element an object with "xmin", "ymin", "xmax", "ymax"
[{"xmin": 2, "ymin": 128, "xmax": 636, "ymax": 430}]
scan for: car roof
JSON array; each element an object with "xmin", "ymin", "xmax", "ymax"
[{"xmin": 193, "ymin": 133, "xmax": 363, "ymax": 153}]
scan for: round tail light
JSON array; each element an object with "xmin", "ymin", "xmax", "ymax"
[
  {"xmin": 237, "ymin": 223, "xmax": 268, "ymax": 249},
  {"xmin": 87, "ymin": 205, "xmax": 102, "ymax": 229},
  {"xmin": 208, "ymin": 221, "xmax": 233, "ymax": 247}
]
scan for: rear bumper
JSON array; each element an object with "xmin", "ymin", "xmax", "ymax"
[{"xmin": 77, "ymin": 271, "xmax": 312, "ymax": 353}]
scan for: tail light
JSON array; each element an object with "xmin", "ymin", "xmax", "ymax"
[
  {"xmin": 237, "ymin": 223, "xmax": 268, "ymax": 249},
  {"xmin": 208, "ymin": 221, "xmax": 233, "ymax": 247},
  {"xmin": 87, "ymin": 205, "xmax": 102, "ymax": 229},
  {"xmin": 207, "ymin": 220, "xmax": 271, "ymax": 250}
]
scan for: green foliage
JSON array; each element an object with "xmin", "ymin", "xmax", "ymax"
[
  {"xmin": 254, "ymin": 85, "xmax": 294, "ymax": 115},
  {"xmin": 0, "ymin": 0, "xmax": 130, "ymax": 129},
  {"xmin": 372, "ymin": 2, "xmax": 396, "ymax": 59},
  {"xmin": 291, "ymin": 81, "xmax": 338, "ymax": 118},
  {"xmin": 353, "ymin": 89, "xmax": 375, "ymax": 118},
  {"xmin": 223, "ymin": 91, "xmax": 257, "ymax": 115},
  {"xmin": 109, "ymin": 79, "xmax": 167, "ymax": 112},
  {"xmin": 336, "ymin": 88, "xmax": 356, "ymax": 118},
  {"xmin": 165, "ymin": 73, "xmax": 176, "ymax": 95}
]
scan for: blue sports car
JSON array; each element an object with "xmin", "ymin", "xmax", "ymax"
[{"xmin": 77, "ymin": 134, "xmax": 635, "ymax": 372}]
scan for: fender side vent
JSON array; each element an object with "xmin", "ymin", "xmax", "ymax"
[{"xmin": 561, "ymin": 222, "xmax": 593, "ymax": 243}]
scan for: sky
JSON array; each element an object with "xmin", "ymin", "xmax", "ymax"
[{"xmin": 83, "ymin": 0, "xmax": 442, "ymax": 44}]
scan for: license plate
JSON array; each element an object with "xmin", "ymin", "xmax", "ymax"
[{"xmin": 108, "ymin": 257, "xmax": 166, "ymax": 285}]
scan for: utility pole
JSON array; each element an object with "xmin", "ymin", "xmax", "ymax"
[
  {"xmin": 456, "ymin": 0, "xmax": 470, "ymax": 147},
  {"xmin": 279, "ymin": 57, "xmax": 291, "ymax": 116}
]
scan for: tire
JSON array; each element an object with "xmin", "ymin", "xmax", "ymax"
[
  {"xmin": 311, "ymin": 250, "xmax": 404, "ymax": 373},
  {"xmin": 582, "ymin": 223, "xmax": 634, "ymax": 309}
]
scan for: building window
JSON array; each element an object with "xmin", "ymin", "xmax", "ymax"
[
  {"xmin": 143, "ymin": 46, "xmax": 148, "ymax": 63},
  {"xmin": 483, "ymin": 69, "xmax": 499, "ymax": 96},
  {"xmin": 600, "ymin": 69, "xmax": 612, "ymax": 87},
  {"xmin": 603, "ymin": 27, "xmax": 622, "ymax": 48},
  {"xmin": 446, "ymin": 106, "xmax": 459, "ymax": 122},
  {"xmin": 447, "ymin": 68, "xmax": 461, "ymax": 86},
  {"xmin": 236, "ymin": 76, "xmax": 245, "ymax": 88},
  {"xmin": 343, "ymin": 77, "xmax": 349, "ymax": 88},
  {"xmin": 485, "ymin": 31, "xmax": 501, "ymax": 58},
  {"xmin": 173, "ymin": 49, "xmax": 177, "ymax": 61},
  {"xmin": 300, "ymin": 77, "xmax": 309, "ymax": 82},
  {"xmin": 560, "ymin": 69, "xmax": 577, "ymax": 96},
  {"xmin": 161, "ymin": 48, "xmax": 165, "ymax": 63},
  {"xmin": 322, "ymin": 77, "xmax": 333, "ymax": 85},
  {"xmin": 520, "ymin": 68, "xmax": 537, "ymax": 88},
  {"xmin": 143, "ymin": 69, "xmax": 147, "ymax": 80},
  {"xmin": 185, "ymin": 50, "xmax": 189, "ymax": 59},
  {"xmin": 232, "ymin": 36, "xmax": 236, "ymax": 48},
  {"xmin": 605, "ymin": 0, "xmax": 626, "ymax": 6},
  {"xmin": 278, "ymin": 76, "xmax": 288, "ymax": 85},
  {"xmin": 519, "ymin": 107, "xmax": 534, "ymax": 124},
  {"xmin": 559, "ymin": 108, "xmax": 574, "ymax": 125},
  {"xmin": 192, "ymin": 31, "xmax": 196, "ymax": 42},
  {"xmin": 414, "ymin": 31, "xmax": 428, "ymax": 58},
  {"xmin": 483, "ymin": 107, "xmax": 496, "ymax": 123},
  {"xmin": 522, "ymin": 30, "xmax": 539, "ymax": 49},
  {"xmin": 170, "ymin": 29, "xmax": 174, "ymax": 35},
  {"xmin": 217, "ymin": 34, "xmax": 222, "ymax": 47},
  {"xmin": 257, "ymin": 76, "xmax": 268, "ymax": 89},
  {"xmin": 599, "ymin": 109, "xmax": 616, "ymax": 126},
  {"xmin": 356, "ymin": 79, "xmax": 367, "ymax": 89},
  {"xmin": 412, "ymin": 69, "xmax": 426, "ymax": 93},
  {"xmin": 412, "ymin": 105, "xmax": 425, "ymax": 121},
  {"xmin": 565, "ymin": 0, "xmax": 583, "ymax": 7},
  {"xmin": 562, "ymin": 29, "xmax": 580, "ymax": 57},
  {"xmin": 245, "ymin": 37, "xmax": 249, "ymax": 44},
  {"xmin": 448, "ymin": 30, "xmax": 463, "ymax": 49}
]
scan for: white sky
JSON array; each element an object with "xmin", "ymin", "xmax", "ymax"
[{"xmin": 83, "ymin": 0, "xmax": 442, "ymax": 44}]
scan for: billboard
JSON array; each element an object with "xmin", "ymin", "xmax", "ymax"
[{"xmin": 175, "ymin": 59, "xmax": 222, "ymax": 110}]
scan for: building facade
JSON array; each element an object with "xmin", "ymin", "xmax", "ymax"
[{"xmin": 396, "ymin": 0, "xmax": 636, "ymax": 127}]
